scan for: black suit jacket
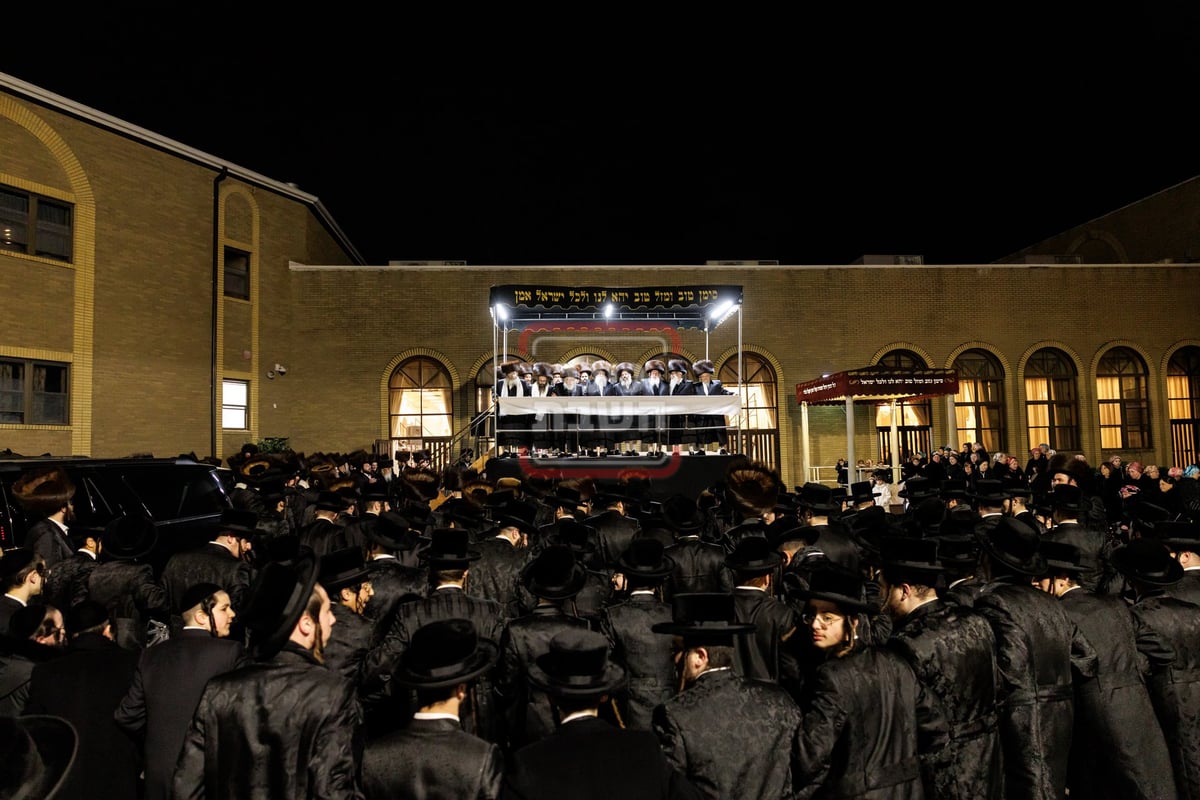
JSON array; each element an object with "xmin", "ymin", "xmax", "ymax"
[
  {"xmin": 364, "ymin": 716, "xmax": 503, "ymax": 800},
  {"xmin": 42, "ymin": 549, "xmax": 98, "ymax": 611},
  {"xmin": 161, "ymin": 541, "xmax": 254, "ymax": 617},
  {"xmin": 25, "ymin": 632, "xmax": 142, "ymax": 799},
  {"xmin": 504, "ymin": 715, "xmax": 699, "ymax": 800},
  {"xmin": 88, "ymin": 558, "xmax": 168, "ymax": 650},
  {"xmin": 113, "ymin": 628, "xmax": 244, "ymax": 800},
  {"xmin": 25, "ymin": 517, "xmax": 74, "ymax": 567}
]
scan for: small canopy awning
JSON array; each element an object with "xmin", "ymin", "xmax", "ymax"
[
  {"xmin": 794, "ymin": 366, "xmax": 959, "ymax": 487},
  {"xmin": 795, "ymin": 367, "xmax": 959, "ymax": 405}
]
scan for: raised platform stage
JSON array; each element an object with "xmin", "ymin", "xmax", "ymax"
[{"xmin": 485, "ymin": 452, "xmax": 738, "ymax": 501}]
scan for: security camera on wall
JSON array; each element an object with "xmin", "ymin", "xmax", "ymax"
[{"xmin": 274, "ymin": 363, "xmax": 287, "ymax": 376}]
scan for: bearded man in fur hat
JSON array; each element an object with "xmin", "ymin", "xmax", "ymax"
[{"xmin": 12, "ymin": 466, "xmax": 77, "ymax": 568}]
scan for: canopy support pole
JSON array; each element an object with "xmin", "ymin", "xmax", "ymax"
[
  {"xmin": 890, "ymin": 398, "xmax": 901, "ymax": 484},
  {"xmin": 844, "ymin": 394, "xmax": 855, "ymax": 486},
  {"xmin": 801, "ymin": 401, "xmax": 811, "ymax": 483}
]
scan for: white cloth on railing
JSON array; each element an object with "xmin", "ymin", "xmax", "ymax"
[{"xmin": 496, "ymin": 395, "xmax": 741, "ymax": 416}]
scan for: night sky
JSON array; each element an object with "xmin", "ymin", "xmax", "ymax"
[{"xmin": 5, "ymin": 11, "xmax": 1200, "ymax": 266}]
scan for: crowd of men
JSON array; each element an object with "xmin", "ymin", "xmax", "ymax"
[
  {"xmin": 492, "ymin": 357, "xmax": 733, "ymax": 455},
  {"xmin": 2, "ymin": 441, "xmax": 1199, "ymax": 798}
]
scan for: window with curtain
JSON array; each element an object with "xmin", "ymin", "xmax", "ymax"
[
  {"xmin": 389, "ymin": 357, "xmax": 453, "ymax": 439},
  {"xmin": 1025, "ymin": 347, "xmax": 1079, "ymax": 450},
  {"xmin": 0, "ymin": 185, "xmax": 73, "ymax": 262},
  {"xmin": 719, "ymin": 353, "xmax": 776, "ymax": 429},
  {"xmin": 1096, "ymin": 346, "xmax": 1151, "ymax": 450},
  {"xmin": 1167, "ymin": 346, "xmax": 1200, "ymax": 466},
  {"xmin": 0, "ymin": 358, "xmax": 69, "ymax": 424},
  {"xmin": 221, "ymin": 379, "xmax": 249, "ymax": 429},
  {"xmin": 953, "ymin": 348, "xmax": 1007, "ymax": 453},
  {"xmin": 875, "ymin": 349, "xmax": 931, "ymax": 461}
]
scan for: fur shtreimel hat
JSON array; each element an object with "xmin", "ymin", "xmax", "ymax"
[
  {"xmin": 667, "ymin": 359, "xmax": 690, "ymax": 375},
  {"xmin": 644, "ymin": 359, "xmax": 667, "ymax": 376},
  {"xmin": 614, "ymin": 362, "xmax": 637, "ymax": 378},
  {"xmin": 692, "ymin": 359, "xmax": 715, "ymax": 376},
  {"xmin": 589, "ymin": 360, "xmax": 613, "ymax": 377},
  {"xmin": 724, "ymin": 462, "xmax": 780, "ymax": 517},
  {"xmin": 12, "ymin": 466, "xmax": 76, "ymax": 517}
]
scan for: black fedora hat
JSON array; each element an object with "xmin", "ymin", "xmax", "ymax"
[
  {"xmin": 99, "ymin": 515, "xmax": 158, "ymax": 561},
  {"xmin": 846, "ymin": 480, "xmax": 880, "ymax": 505},
  {"xmin": 766, "ymin": 517, "xmax": 818, "ymax": 548},
  {"xmin": 424, "ymin": 528, "xmax": 482, "ymax": 568},
  {"xmin": 974, "ymin": 517, "xmax": 1047, "ymax": 576},
  {"xmin": 788, "ymin": 563, "xmax": 875, "ymax": 614},
  {"xmin": 521, "ymin": 545, "xmax": 587, "ymax": 600},
  {"xmin": 661, "ymin": 494, "xmax": 705, "ymax": 536},
  {"xmin": 393, "ymin": 618, "xmax": 499, "ymax": 688},
  {"xmin": 971, "ymin": 479, "xmax": 1011, "ymax": 505},
  {"xmin": 877, "ymin": 536, "xmax": 943, "ymax": 585},
  {"xmin": 542, "ymin": 484, "xmax": 585, "ymax": 513},
  {"xmin": 1040, "ymin": 540, "xmax": 1091, "ymax": 575},
  {"xmin": 898, "ymin": 476, "xmax": 939, "ymax": 502},
  {"xmin": 0, "ymin": 547, "xmax": 37, "ymax": 582},
  {"xmin": 240, "ymin": 547, "xmax": 320, "ymax": 658},
  {"xmin": 939, "ymin": 479, "xmax": 971, "ymax": 501},
  {"xmin": 724, "ymin": 535, "xmax": 782, "ymax": 575},
  {"xmin": 314, "ymin": 490, "xmax": 349, "ymax": 513},
  {"xmin": 796, "ymin": 481, "xmax": 841, "ymax": 513},
  {"xmin": 616, "ymin": 537, "xmax": 676, "ymax": 581},
  {"xmin": 366, "ymin": 510, "xmax": 416, "ymax": 551},
  {"xmin": 1143, "ymin": 520, "xmax": 1200, "ymax": 552},
  {"xmin": 556, "ymin": 519, "xmax": 598, "ymax": 556},
  {"xmin": 1048, "ymin": 484, "xmax": 1084, "ymax": 512},
  {"xmin": 492, "ymin": 497, "xmax": 541, "ymax": 537},
  {"xmin": 1110, "ymin": 539, "xmax": 1183, "ymax": 587},
  {"xmin": 651, "ymin": 592, "xmax": 756, "ymax": 645},
  {"xmin": 0, "ymin": 714, "xmax": 78, "ymax": 799},
  {"xmin": 218, "ymin": 508, "xmax": 262, "ymax": 538},
  {"xmin": 527, "ymin": 628, "xmax": 626, "ymax": 699},
  {"xmin": 318, "ymin": 547, "xmax": 370, "ymax": 592}
]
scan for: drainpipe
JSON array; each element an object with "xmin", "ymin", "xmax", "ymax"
[{"xmin": 211, "ymin": 167, "xmax": 229, "ymax": 460}]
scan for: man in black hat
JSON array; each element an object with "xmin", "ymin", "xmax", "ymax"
[
  {"xmin": 1036, "ymin": 540, "xmax": 1178, "ymax": 800},
  {"xmin": 969, "ymin": 479, "xmax": 1011, "ymax": 536},
  {"xmin": 25, "ymin": 600, "xmax": 141, "ymax": 799},
  {"xmin": 1109, "ymin": 538, "xmax": 1200, "ymax": 799},
  {"xmin": 1043, "ymin": 483, "xmax": 1111, "ymax": 594},
  {"xmin": 496, "ymin": 544, "xmax": 591, "ymax": 749},
  {"xmin": 876, "ymin": 536, "xmax": 1002, "ymax": 800},
  {"xmin": 599, "ymin": 538, "xmax": 677, "ymax": 731},
  {"xmin": 361, "ymin": 509, "xmax": 428, "ymax": 642},
  {"xmin": 173, "ymin": 549, "xmax": 365, "ymax": 799},
  {"xmin": 317, "ymin": 547, "xmax": 382, "ymax": 691},
  {"xmin": 538, "ymin": 518, "xmax": 611, "ymax": 625},
  {"xmin": 297, "ymin": 489, "xmax": 349, "ymax": 558},
  {"xmin": 660, "ymin": 494, "xmax": 729, "ymax": 599},
  {"xmin": 724, "ymin": 536, "xmax": 799, "ymax": 684},
  {"xmin": 385, "ymin": 527, "xmax": 506, "ymax": 742},
  {"xmin": 972, "ymin": 516, "xmax": 1097, "ymax": 799},
  {"xmin": 0, "ymin": 547, "xmax": 46, "ymax": 633},
  {"xmin": 40, "ymin": 523, "xmax": 103, "ymax": 613},
  {"xmin": 1145, "ymin": 519, "xmax": 1200, "ymax": 604},
  {"xmin": 340, "ymin": 486, "xmax": 390, "ymax": 553},
  {"xmin": 86, "ymin": 515, "xmax": 168, "ymax": 650},
  {"xmin": 362, "ymin": 618, "xmax": 503, "ymax": 799},
  {"xmin": 114, "ymin": 582, "xmax": 244, "ymax": 800},
  {"xmin": 795, "ymin": 481, "xmax": 859, "ymax": 571},
  {"xmin": 585, "ymin": 487, "xmax": 643, "ymax": 573},
  {"xmin": 160, "ymin": 507, "xmax": 257, "ymax": 633},
  {"xmin": 505, "ymin": 628, "xmax": 701, "ymax": 799},
  {"xmin": 469, "ymin": 494, "xmax": 536, "ymax": 619},
  {"xmin": 651, "ymin": 592, "xmax": 801, "ymax": 799},
  {"xmin": 663, "ymin": 358, "xmax": 693, "ymax": 447}
]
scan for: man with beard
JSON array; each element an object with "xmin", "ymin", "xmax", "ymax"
[
  {"xmin": 495, "ymin": 360, "xmax": 532, "ymax": 455},
  {"xmin": 11, "ymin": 466, "xmax": 77, "ymax": 569},
  {"xmin": 173, "ymin": 548, "xmax": 365, "ymax": 799},
  {"xmin": 877, "ymin": 536, "xmax": 1003, "ymax": 800}
]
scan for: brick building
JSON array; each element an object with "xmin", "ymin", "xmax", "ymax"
[{"xmin": 3, "ymin": 71, "xmax": 1199, "ymax": 490}]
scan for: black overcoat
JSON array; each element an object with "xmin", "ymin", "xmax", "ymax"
[
  {"xmin": 663, "ymin": 537, "xmax": 731, "ymax": 598},
  {"xmin": 653, "ymin": 667, "xmax": 801, "ymax": 800},
  {"xmin": 173, "ymin": 642, "xmax": 365, "ymax": 799},
  {"xmin": 888, "ymin": 598, "xmax": 1003, "ymax": 800},
  {"xmin": 363, "ymin": 716, "xmax": 503, "ymax": 800},
  {"xmin": 1057, "ymin": 587, "xmax": 1177, "ymax": 799},
  {"xmin": 87, "ymin": 558, "xmax": 168, "ymax": 650},
  {"xmin": 731, "ymin": 587, "xmax": 799, "ymax": 683},
  {"xmin": 793, "ymin": 646, "xmax": 949, "ymax": 800},
  {"xmin": 973, "ymin": 577, "xmax": 1098, "ymax": 800},
  {"xmin": 599, "ymin": 592, "xmax": 676, "ymax": 730}
]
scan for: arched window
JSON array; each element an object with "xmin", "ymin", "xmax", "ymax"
[
  {"xmin": 1025, "ymin": 348, "xmax": 1079, "ymax": 451},
  {"xmin": 1167, "ymin": 346, "xmax": 1200, "ymax": 466},
  {"xmin": 719, "ymin": 353, "xmax": 778, "ymax": 468},
  {"xmin": 953, "ymin": 349, "xmax": 1007, "ymax": 454},
  {"xmin": 875, "ymin": 349, "xmax": 931, "ymax": 462},
  {"xmin": 1097, "ymin": 346, "xmax": 1151, "ymax": 450},
  {"xmin": 389, "ymin": 356, "xmax": 453, "ymax": 444}
]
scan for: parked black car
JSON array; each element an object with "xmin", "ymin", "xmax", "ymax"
[{"xmin": 0, "ymin": 456, "xmax": 232, "ymax": 577}]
